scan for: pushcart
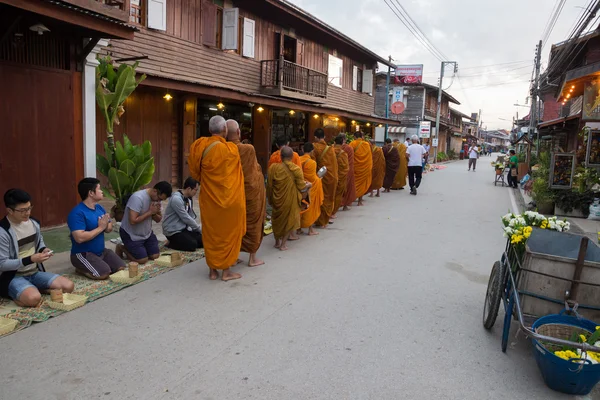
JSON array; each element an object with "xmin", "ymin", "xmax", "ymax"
[
  {"xmin": 494, "ymin": 167, "xmax": 509, "ymax": 187},
  {"xmin": 483, "ymin": 228, "xmax": 600, "ymax": 353}
]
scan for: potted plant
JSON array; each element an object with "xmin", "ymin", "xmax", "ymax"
[
  {"xmin": 531, "ymin": 152, "xmax": 555, "ymax": 214},
  {"xmin": 493, "ymin": 162, "xmax": 505, "ymax": 175}
]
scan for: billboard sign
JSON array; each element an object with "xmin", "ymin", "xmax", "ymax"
[
  {"xmin": 394, "ymin": 64, "xmax": 423, "ymax": 84},
  {"xmin": 391, "ymin": 86, "xmax": 405, "ymax": 115},
  {"xmin": 419, "ymin": 121, "xmax": 431, "ymax": 138}
]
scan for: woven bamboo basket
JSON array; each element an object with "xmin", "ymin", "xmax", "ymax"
[
  {"xmin": 109, "ymin": 270, "xmax": 142, "ymax": 284},
  {"xmin": 46, "ymin": 293, "xmax": 88, "ymax": 311},
  {"xmin": 0, "ymin": 317, "xmax": 18, "ymax": 335},
  {"xmin": 535, "ymin": 323, "xmax": 592, "ymax": 352}
]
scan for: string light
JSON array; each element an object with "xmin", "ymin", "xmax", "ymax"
[
  {"xmin": 163, "ymin": 93, "xmax": 172, "ymax": 101},
  {"xmin": 257, "ymin": 106, "xmax": 264, "ymax": 112},
  {"xmin": 313, "ymin": 114, "xmax": 319, "ymax": 119},
  {"xmin": 289, "ymin": 110, "xmax": 295, "ymax": 115},
  {"xmin": 217, "ymin": 102, "xmax": 225, "ymax": 109}
]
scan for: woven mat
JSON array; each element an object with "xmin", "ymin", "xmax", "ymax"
[{"xmin": 0, "ymin": 245, "xmax": 205, "ymax": 338}]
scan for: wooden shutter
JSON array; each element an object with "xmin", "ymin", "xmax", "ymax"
[
  {"xmin": 296, "ymin": 39, "xmax": 304, "ymax": 65},
  {"xmin": 328, "ymin": 54, "xmax": 343, "ymax": 88},
  {"xmin": 362, "ymin": 69, "xmax": 373, "ymax": 94},
  {"xmin": 147, "ymin": 0, "xmax": 166, "ymax": 31},
  {"xmin": 202, "ymin": 1, "xmax": 217, "ymax": 47},
  {"xmin": 222, "ymin": 8, "xmax": 239, "ymax": 50},
  {"xmin": 352, "ymin": 66, "xmax": 358, "ymax": 91},
  {"xmin": 243, "ymin": 17, "xmax": 255, "ymax": 58}
]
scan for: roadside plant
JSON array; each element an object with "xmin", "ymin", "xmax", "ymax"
[{"xmin": 501, "ymin": 211, "xmax": 570, "ymax": 257}]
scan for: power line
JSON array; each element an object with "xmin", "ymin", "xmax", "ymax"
[
  {"xmin": 541, "ymin": 0, "xmax": 567, "ymax": 50},
  {"xmin": 456, "ymin": 64, "xmax": 533, "ymax": 78},
  {"xmin": 459, "ymin": 79, "xmax": 531, "ymax": 90},
  {"xmin": 422, "ymin": 60, "xmax": 530, "ymax": 75},
  {"xmin": 455, "ymin": 76, "xmax": 474, "ymax": 111}
]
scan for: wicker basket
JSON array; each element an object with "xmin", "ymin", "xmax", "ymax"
[
  {"xmin": 155, "ymin": 253, "xmax": 184, "ymax": 268},
  {"xmin": 0, "ymin": 317, "xmax": 18, "ymax": 335},
  {"xmin": 535, "ymin": 323, "xmax": 592, "ymax": 352},
  {"xmin": 46, "ymin": 293, "xmax": 88, "ymax": 311},
  {"xmin": 109, "ymin": 270, "xmax": 142, "ymax": 284}
]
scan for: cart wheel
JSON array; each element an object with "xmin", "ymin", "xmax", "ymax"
[{"xmin": 483, "ymin": 261, "xmax": 506, "ymax": 329}]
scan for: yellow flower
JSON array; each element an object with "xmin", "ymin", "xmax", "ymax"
[
  {"xmin": 580, "ymin": 334, "xmax": 587, "ymax": 343},
  {"xmin": 524, "ymin": 226, "xmax": 533, "ymax": 234},
  {"xmin": 541, "ymin": 221, "xmax": 548, "ymax": 229},
  {"xmin": 596, "ymin": 326, "xmax": 600, "ymax": 331}
]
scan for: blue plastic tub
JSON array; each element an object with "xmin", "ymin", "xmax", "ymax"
[{"xmin": 531, "ymin": 313, "xmax": 600, "ymax": 395}]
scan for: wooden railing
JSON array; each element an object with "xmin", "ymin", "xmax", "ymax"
[
  {"xmin": 424, "ymin": 106, "xmax": 450, "ymax": 125},
  {"xmin": 261, "ymin": 57, "xmax": 328, "ymax": 99}
]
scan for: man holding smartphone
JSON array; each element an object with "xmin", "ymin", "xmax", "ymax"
[
  {"xmin": 68, "ymin": 178, "xmax": 126, "ymax": 280},
  {"xmin": 0, "ymin": 189, "xmax": 74, "ymax": 307}
]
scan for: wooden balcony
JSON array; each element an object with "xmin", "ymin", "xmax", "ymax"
[
  {"xmin": 424, "ymin": 106, "xmax": 450, "ymax": 125},
  {"xmin": 260, "ymin": 57, "xmax": 327, "ymax": 103},
  {"xmin": 61, "ymin": 0, "xmax": 130, "ymax": 22}
]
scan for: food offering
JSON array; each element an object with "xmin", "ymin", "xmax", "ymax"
[{"xmin": 550, "ymin": 153, "xmax": 576, "ymax": 189}]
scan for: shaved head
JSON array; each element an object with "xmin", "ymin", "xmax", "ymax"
[
  {"xmin": 280, "ymin": 146, "xmax": 293, "ymax": 161},
  {"xmin": 226, "ymin": 119, "xmax": 240, "ymax": 141},
  {"xmin": 393, "ymin": 138, "xmax": 400, "ymax": 143}
]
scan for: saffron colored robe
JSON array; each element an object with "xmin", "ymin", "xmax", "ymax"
[
  {"xmin": 312, "ymin": 140, "xmax": 338, "ymax": 226},
  {"xmin": 369, "ymin": 145, "xmax": 385, "ymax": 192},
  {"xmin": 350, "ymin": 138, "xmax": 373, "ymax": 198},
  {"xmin": 382, "ymin": 143, "xmax": 400, "ymax": 189},
  {"xmin": 234, "ymin": 140, "xmax": 266, "ymax": 254},
  {"xmin": 333, "ymin": 145, "xmax": 349, "ymax": 213},
  {"xmin": 392, "ymin": 142, "xmax": 408, "ymax": 189},
  {"xmin": 299, "ymin": 154, "xmax": 324, "ymax": 228},
  {"xmin": 341, "ymin": 144, "xmax": 356, "ymax": 207},
  {"xmin": 268, "ymin": 150, "xmax": 302, "ymax": 169},
  {"xmin": 188, "ymin": 136, "xmax": 246, "ymax": 270},
  {"xmin": 267, "ymin": 161, "xmax": 306, "ymax": 240}
]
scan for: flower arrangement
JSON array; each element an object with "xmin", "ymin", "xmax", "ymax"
[
  {"xmin": 492, "ymin": 161, "xmax": 505, "ymax": 170},
  {"xmin": 501, "ymin": 211, "xmax": 570, "ymax": 252},
  {"xmin": 553, "ymin": 327, "xmax": 600, "ymax": 364}
]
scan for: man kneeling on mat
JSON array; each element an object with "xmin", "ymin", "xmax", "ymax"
[
  {"xmin": 162, "ymin": 177, "xmax": 203, "ymax": 252},
  {"xmin": 68, "ymin": 178, "xmax": 126, "ymax": 280}
]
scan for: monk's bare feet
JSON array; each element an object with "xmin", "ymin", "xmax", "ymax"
[
  {"xmin": 369, "ymin": 192, "xmax": 374, "ymax": 197},
  {"xmin": 222, "ymin": 269, "xmax": 242, "ymax": 281},
  {"xmin": 248, "ymin": 254, "xmax": 265, "ymax": 267},
  {"xmin": 274, "ymin": 239, "xmax": 281, "ymax": 249},
  {"xmin": 357, "ymin": 201, "xmax": 364, "ymax": 206},
  {"xmin": 209, "ymin": 269, "xmax": 219, "ymax": 280},
  {"xmin": 279, "ymin": 245, "xmax": 289, "ymax": 251},
  {"xmin": 376, "ymin": 191, "xmax": 380, "ymax": 197},
  {"xmin": 343, "ymin": 206, "xmax": 351, "ymax": 211},
  {"xmin": 296, "ymin": 228, "xmax": 303, "ymax": 235},
  {"xmin": 288, "ymin": 234, "xmax": 300, "ymax": 241},
  {"xmin": 330, "ymin": 214, "xmax": 337, "ymax": 219},
  {"xmin": 236, "ymin": 259, "xmax": 243, "ymax": 265},
  {"xmin": 308, "ymin": 227, "xmax": 319, "ymax": 236}
]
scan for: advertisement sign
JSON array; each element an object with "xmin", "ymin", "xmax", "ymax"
[
  {"xmin": 394, "ymin": 64, "xmax": 423, "ymax": 84},
  {"xmin": 432, "ymin": 138, "xmax": 439, "ymax": 147},
  {"xmin": 419, "ymin": 121, "xmax": 431, "ymax": 138},
  {"xmin": 391, "ymin": 86, "xmax": 405, "ymax": 115}
]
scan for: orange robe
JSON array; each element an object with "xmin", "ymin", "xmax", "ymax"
[
  {"xmin": 234, "ymin": 140, "xmax": 266, "ymax": 254},
  {"xmin": 341, "ymin": 144, "xmax": 356, "ymax": 207},
  {"xmin": 268, "ymin": 150, "xmax": 302, "ymax": 169},
  {"xmin": 333, "ymin": 145, "xmax": 349, "ymax": 213},
  {"xmin": 312, "ymin": 140, "xmax": 338, "ymax": 226},
  {"xmin": 299, "ymin": 154, "xmax": 324, "ymax": 228},
  {"xmin": 369, "ymin": 145, "xmax": 385, "ymax": 192},
  {"xmin": 392, "ymin": 142, "xmax": 408, "ymax": 189},
  {"xmin": 188, "ymin": 136, "xmax": 246, "ymax": 270},
  {"xmin": 267, "ymin": 161, "xmax": 306, "ymax": 239},
  {"xmin": 350, "ymin": 138, "xmax": 373, "ymax": 198}
]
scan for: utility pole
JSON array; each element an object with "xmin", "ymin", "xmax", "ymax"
[
  {"xmin": 385, "ymin": 56, "xmax": 393, "ymax": 140},
  {"xmin": 434, "ymin": 61, "xmax": 458, "ymax": 164},
  {"xmin": 529, "ymin": 40, "xmax": 542, "ymax": 154}
]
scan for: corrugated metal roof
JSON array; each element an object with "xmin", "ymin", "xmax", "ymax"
[{"xmin": 43, "ymin": 0, "xmax": 137, "ymax": 30}]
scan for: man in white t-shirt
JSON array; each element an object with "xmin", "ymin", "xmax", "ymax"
[
  {"xmin": 468, "ymin": 144, "xmax": 479, "ymax": 171},
  {"xmin": 405, "ymin": 135, "xmax": 427, "ymax": 195}
]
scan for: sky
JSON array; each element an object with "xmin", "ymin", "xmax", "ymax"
[{"xmin": 288, "ymin": 0, "xmax": 589, "ymax": 130}]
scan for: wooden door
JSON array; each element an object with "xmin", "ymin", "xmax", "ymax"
[
  {"xmin": 253, "ymin": 106, "xmax": 271, "ymax": 173},
  {"xmin": 182, "ymin": 96, "xmax": 197, "ymax": 180},
  {"xmin": 0, "ymin": 64, "xmax": 77, "ymax": 227}
]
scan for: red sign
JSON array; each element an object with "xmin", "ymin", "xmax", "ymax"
[
  {"xmin": 394, "ymin": 64, "xmax": 423, "ymax": 85},
  {"xmin": 391, "ymin": 101, "xmax": 406, "ymax": 115}
]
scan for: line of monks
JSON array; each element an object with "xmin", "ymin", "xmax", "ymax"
[{"xmin": 187, "ymin": 116, "xmax": 409, "ymax": 281}]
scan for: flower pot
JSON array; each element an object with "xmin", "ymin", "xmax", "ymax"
[
  {"xmin": 537, "ymin": 201, "xmax": 555, "ymax": 215},
  {"xmin": 496, "ymin": 169, "xmax": 503, "ymax": 175}
]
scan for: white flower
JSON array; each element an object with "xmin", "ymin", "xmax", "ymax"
[
  {"xmin": 549, "ymin": 221, "xmax": 557, "ymax": 230},
  {"xmin": 509, "ymin": 219, "xmax": 517, "ymax": 227}
]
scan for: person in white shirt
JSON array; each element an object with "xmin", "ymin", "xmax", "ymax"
[
  {"xmin": 405, "ymin": 135, "xmax": 427, "ymax": 195},
  {"xmin": 468, "ymin": 143, "xmax": 479, "ymax": 171}
]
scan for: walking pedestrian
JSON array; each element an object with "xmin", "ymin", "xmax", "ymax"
[
  {"xmin": 467, "ymin": 143, "xmax": 479, "ymax": 172},
  {"xmin": 405, "ymin": 135, "xmax": 426, "ymax": 196}
]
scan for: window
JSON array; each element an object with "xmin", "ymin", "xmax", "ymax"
[
  {"xmin": 328, "ymin": 54, "xmax": 343, "ymax": 88},
  {"xmin": 147, "ymin": 0, "xmax": 166, "ymax": 31},
  {"xmin": 242, "ymin": 17, "xmax": 255, "ymax": 58},
  {"xmin": 129, "ymin": 0, "xmax": 144, "ymax": 25},
  {"xmin": 357, "ymin": 68, "xmax": 363, "ymax": 92},
  {"xmin": 216, "ymin": 8, "xmax": 223, "ymax": 48}
]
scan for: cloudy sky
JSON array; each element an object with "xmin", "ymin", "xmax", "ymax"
[{"xmin": 289, "ymin": 0, "xmax": 588, "ymax": 129}]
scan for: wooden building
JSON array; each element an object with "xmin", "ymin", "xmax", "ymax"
[
  {"xmin": 98, "ymin": 0, "xmax": 397, "ymax": 181},
  {"xmin": 0, "ymin": 0, "xmax": 135, "ymax": 226}
]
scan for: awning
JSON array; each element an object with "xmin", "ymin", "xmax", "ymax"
[
  {"xmin": 538, "ymin": 114, "xmax": 580, "ymax": 129},
  {"xmin": 388, "ymin": 126, "xmax": 409, "ymax": 133}
]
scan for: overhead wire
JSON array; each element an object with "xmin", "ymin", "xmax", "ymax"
[{"xmin": 541, "ymin": 0, "xmax": 567, "ymax": 50}]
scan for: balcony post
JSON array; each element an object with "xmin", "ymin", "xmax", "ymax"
[
  {"xmin": 279, "ymin": 55, "xmax": 284, "ymax": 91},
  {"xmin": 123, "ymin": 0, "xmax": 130, "ymax": 15}
]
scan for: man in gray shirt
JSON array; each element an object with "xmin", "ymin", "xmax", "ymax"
[
  {"xmin": 162, "ymin": 177, "xmax": 203, "ymax": 252},
  {"xmin": 117, "ymin": 181, "xmax": 172, "ymax": 264}
]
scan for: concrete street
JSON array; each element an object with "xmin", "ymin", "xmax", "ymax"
[{"xmin": 0, "ymin": 158, "xmax": 595, "ymax": 399}]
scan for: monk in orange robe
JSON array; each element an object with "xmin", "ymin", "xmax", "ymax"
[
  {"xmin": 331, "ymin": 134, "xmax": 349, "ymax": 219},
  {"xmin": 268, "ymin": 138, "xmax": 302, "ymax": 169},
  {"xmin": 392, "ymin": 139, "xmax": 408, "ymax": 190},
  {"xmin": 267, "ymin": 147, "xmax": 309, "ymax": 251},
  {"xmin": 382, "ymin": 138, "xmax": 400, "ymax": 192},
  {"xmin": 226, "ymin": 119, "xmax": 266, "ymax": 267},
  {"xmin": 298, "ymin": 143, "xmax": 324, "ymax": 236},
  {"xmin": 368, "ymin": 140, "xmax": 386, "ymax": 197},
  {"xmin": 312, "ymin": 129, "xmax": 338, "ymax": 227},
  {"xmin": 188, "ymin": 115, "xmax": 245, "ymax": 281},
  {"xmin": 341, "ymin": 137, "xmax": 356, "ymax": 211},
  {"xmin": 349, "ymin": 131, "xmax": 373, "ymax": 206}
]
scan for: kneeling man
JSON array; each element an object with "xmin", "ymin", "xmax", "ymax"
[{"xmin": 162, "ymin": 177, "xmax": 203, "ymax": 251}]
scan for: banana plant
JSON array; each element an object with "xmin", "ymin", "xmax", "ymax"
[
  {"xmin": 97, "ymin": 135, "xmax": 155, "ymax": 221},
  {"xmin": 96, "ymin": 55, "xmax": 146, "ymax": 168}
]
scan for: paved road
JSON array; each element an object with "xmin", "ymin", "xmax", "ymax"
[{"xmin": 0, "ymin": 158, "xmax": 593, "ymax": 399}]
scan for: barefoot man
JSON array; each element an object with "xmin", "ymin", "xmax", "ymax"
[
  {"xmin": 226, "ymin": 119, "xmax": 266, "ymax": 267},
  {"xmin": 267, "ymin": 147, "xmax": 309, "ymax": 251},
  {"xmin": 331, "ymin": 134, "xmax": 349, "ymax": 219},
  {"xmin": 382, "ymin": 138, "xmax": 400, "ymax": 193},
  {"xmin": 298, "ymin": 143, "xmax": 324, "ymax": 236},
  {"xmin": 349, "ymin": 131, "xmax": 373, "ymax": 206},
  {"xmin": 188, "ymin": 115, "xmax": 246, "ymax": 281},
  {"xmin": 268, "ymin": 138, "xmax": 302, "ymax": 168},
  {"xmin": 341, "ymin": 136, "xmax": 356, "ymax": 211},
  {"xmin": 392, "ymin": 138, "xmax": 408, "ymax": 190},
  {"xmin": 368, "ymin": 140, "xmax": 385, "ymax": 198},
  {"xmin": 312, "ymin": 128, "xmax": 338, "ymax": 228}
]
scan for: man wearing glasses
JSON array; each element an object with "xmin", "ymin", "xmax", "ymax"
[{"xmin": 0, "ymin": 189, "xmax": 74, "ymax": 307}]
